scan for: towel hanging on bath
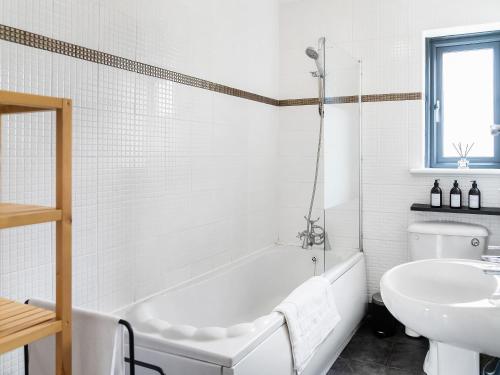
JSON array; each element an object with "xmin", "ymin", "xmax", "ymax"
[
  {"xmin": 28, "ymin": 299, "xmax": 125, "ymax": 375},
  {"xmin": 274, "ymin": 276, "xmax": 341, "ymax": 375}
]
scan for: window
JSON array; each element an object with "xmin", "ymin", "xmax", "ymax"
[{"xmin": 426, "ymin": 32, "xmax": 500, "ymax": 168}]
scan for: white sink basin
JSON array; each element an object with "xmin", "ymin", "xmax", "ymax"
[{"xmin": 381, "ymin": 259, "xmax": 500, "ymax": 375}]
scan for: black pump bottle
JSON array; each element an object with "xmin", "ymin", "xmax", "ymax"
[
  {"xmin": 468, "ymin": 181, "xmax": 481, "ymax": 210},
  {"xmin": 430, "ymin": 179, "xmax": 442, "ymax": 208},
  {"xmin": 450, "ymin": 180, "xmax": 462, "ymax": 209}
]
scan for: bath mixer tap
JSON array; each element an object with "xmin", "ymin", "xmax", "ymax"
[
  {"xmin": 481, "ymin": 255, "xmax": 500, "ymax": 275},
  {"xmin": 298, "ymin": 216, "xmax": 326, "ymax": 249}
]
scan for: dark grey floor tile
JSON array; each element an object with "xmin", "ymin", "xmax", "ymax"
[
  {"xmin": 384, "ymin": 367, "xmax": 416, "ymax": 375},
  {"xmin": 331, "ymin": 359, "xmax": 415, "ymax": 375},
  {"xmin": 341, "ymin": 334, "xmax": 393, "ymax": 366},
  {"xmin": 387, "ymin": 341, "xmax": 428, "ymax": 372},
  {"xmin": 332, "ymin": 320, "xmax": 497, "ymax": 375},
  {"xmin": 329, "ymin": 357, "xmax": 353, "ymax": 374},
  {"xmin": 353, "ymin": 322, "xmax": 373, "ymax": 338}
]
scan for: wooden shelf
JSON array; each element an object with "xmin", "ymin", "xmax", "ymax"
[
  {"xmin": 0, "ymin": 203, "xmax": 62, "ymax": 229},
  {"xmin": 0, "ymin": 298, "xmax": 62, "ymax": 354},
  {"xmin": 411, "ymin": 203, "xmax": 500, "ymax": 216}
]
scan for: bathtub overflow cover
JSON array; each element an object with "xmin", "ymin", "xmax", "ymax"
[{"xmin": 471, "ymin": 238, "xmax": 480, "ymax": 247}]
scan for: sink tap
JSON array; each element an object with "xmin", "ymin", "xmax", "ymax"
[{"xmin": 481, "ymin": 255, "xmax": 500, "ymax": 275}]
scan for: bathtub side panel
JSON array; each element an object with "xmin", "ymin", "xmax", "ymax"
[
  {"xmin": 129, "ymin": 346, "xmax": 222, "ymax": 375},
  {"xmin": 223, "ymin": 326, "xmax": 294, "ymax": 375},
  {"xmin": 302, "ymin": 257, "xmax": 367, "ymax": 375},
  {"xmin": 228, "ymin": 256, "xmax": 367, "ymax": 375}
]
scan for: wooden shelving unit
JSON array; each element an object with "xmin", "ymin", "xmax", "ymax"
[{"xmin": 0, "ymin": 90, "xmax": 72, "ymax": 375}]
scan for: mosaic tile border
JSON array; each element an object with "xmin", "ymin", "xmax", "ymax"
[
  {"xmin": 278, "ymin": 95, "xmax": 361, "ymax": 106},
  {"xmin": 279, "ymin": 93, "xmax": 421, "ymax": 106},
  {"xmin": 278, "ymin": 98, "xmax": 319, "ymax": 106},
  {"xmin": 0, "ymin": 24, "xmax": 279, "ymax": 106},
  {"xmin": 361, "ymin": 92, "xmax": 422, "ymax": 102},
  {"xmin": 0, "ymin": 24, "xmax": 422, "ymax": 107},
  {"xmin": 328, "ymin": 95, "xmax": 361, "ymax": 104}
]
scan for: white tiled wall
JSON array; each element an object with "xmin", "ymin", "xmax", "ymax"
[
  {"xmin": 279, "ymin": 0, "xmax": 500, "ymax": 295},
  {"xmin": 0, "ymin": 1, "xmax": 280, "ymax": 373},
  {"xmin": 2, "ymin": 0, "xmax": 500, "ymax": 371}
]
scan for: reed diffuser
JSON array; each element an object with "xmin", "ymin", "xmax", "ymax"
[{"xmin": 452, "ymin": 142, "xmax": 474, "ymax": 169}]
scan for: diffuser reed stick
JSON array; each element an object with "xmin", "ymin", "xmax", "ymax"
[
  {"xmin": 452, "ymin": 142, "xmax": 474, "ymax": 158},
  {"xmin": 453, "ymin": 142, "xmax": 474, "ymax": 169}
]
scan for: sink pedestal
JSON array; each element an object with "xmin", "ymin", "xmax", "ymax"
[{"xmin": 424, "ymin": 341, "xmax": 479, "ymax": 375}]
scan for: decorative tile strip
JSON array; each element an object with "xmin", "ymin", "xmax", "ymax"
[
  {"xmin": 361, "ymin": 92, "xmax": 422, "ymax": 102},
  {"xmin": 0, "ymin": 24, "xmax": 279, "ymax": 106},
  {"xmin": 0, "ymin": 24, "xmax": 423, "ymax": 107},
  {"xmin": 279, "ymin": 93, "xmax": 421, "ymax": 106},
  {"xmin": 326, "ymin": 95, "xmax": 360, "ymax": 104},
  {"xmin": 278, "ymin": 98, "xmax": 319, "ymax": 106},
  {"xmin": 279, "ymin": 95, "xmax": 360, "ymax": 106}
]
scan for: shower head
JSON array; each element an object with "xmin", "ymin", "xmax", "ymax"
[
  {"xmin": 305, "ymin": 46, "xmax": 324, "ymax": 77},
  {"xmin": 305, "ymin": 47, "xmax": 319, "ymax": 60}
]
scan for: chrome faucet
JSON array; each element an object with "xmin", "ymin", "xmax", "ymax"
[
  {"xmin": 481, "ymin": 254, "xmax": 500, "ymax": 275},
  {"xmin": 298, "ymin": 216, "xmax": 327, "ymax": 249}
]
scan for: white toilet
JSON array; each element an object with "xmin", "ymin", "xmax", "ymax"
[{"xmin": 406, "ymin": 220, "xmax": 488, "ymax": 337}]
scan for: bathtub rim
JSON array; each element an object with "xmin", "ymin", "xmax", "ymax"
[{"xmin": 118, "ymin": 245, "xmax": 364, "ymax": 367}]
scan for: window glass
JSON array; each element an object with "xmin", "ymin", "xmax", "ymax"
[{"xmin": 442, "ymin": 48, "xmax": 494, "ymax": 157}]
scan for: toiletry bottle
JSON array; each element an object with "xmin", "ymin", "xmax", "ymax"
[
  {"xmin": 430, "ymin": 179, "xmax": 442, "ymax": 208},
  {"xmin": 450, "ymin": 180, "xmax": 462, "ymax": 209},
  {"xmin": 468, "ymin": 180, "xmax": 481, "ymax": 210}
]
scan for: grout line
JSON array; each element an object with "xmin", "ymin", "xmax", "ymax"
[{"xmin": 0, "ymin": 23, "xmax": 422, "ymax": 107}]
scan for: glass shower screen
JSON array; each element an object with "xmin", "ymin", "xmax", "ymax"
[{"xmin": 323, "ymin": 43, "xmax": 362, "ymax": 265}]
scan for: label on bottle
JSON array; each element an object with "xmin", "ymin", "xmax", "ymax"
[
  {"xmin": 451, "ymin": 194, "xmax": 461, "ymax": 208},
  {"xmin": 469, "ymin": 195, "xmax": 479, "ymax": 209},
  {"xmin": 431, "ymin": 193, "xmax": 441, "ymax": 207}
]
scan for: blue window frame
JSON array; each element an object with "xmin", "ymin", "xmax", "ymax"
[{"xmin": 426, "ymin": 31, "xmax": 500, "ymax": 168}]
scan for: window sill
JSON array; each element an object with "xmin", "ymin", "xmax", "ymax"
[{"xmin": 410, "ymin": 168, "xmax": 500, "ymax": 175}]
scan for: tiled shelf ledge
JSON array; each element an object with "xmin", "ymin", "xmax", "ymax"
[
  {"xmin": 411, "ymin": 203, "xmax": 500, "ymax": 216},
  {"xmin": 410, "ymin": 168, "xmax": 500, "ymax": 175}
]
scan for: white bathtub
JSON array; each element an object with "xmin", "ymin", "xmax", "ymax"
[{"xmin": 120, "ymin": 245, "xmax": 367, "ymax": 375}]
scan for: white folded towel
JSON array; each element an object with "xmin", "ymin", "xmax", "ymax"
[
  {"xmin": 28, "ymin": 299, "xmax": 125, "ymax": 375},
  {"xmin": 274, "ymin": 276, "xmax": 341, "ymax": 375}
]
